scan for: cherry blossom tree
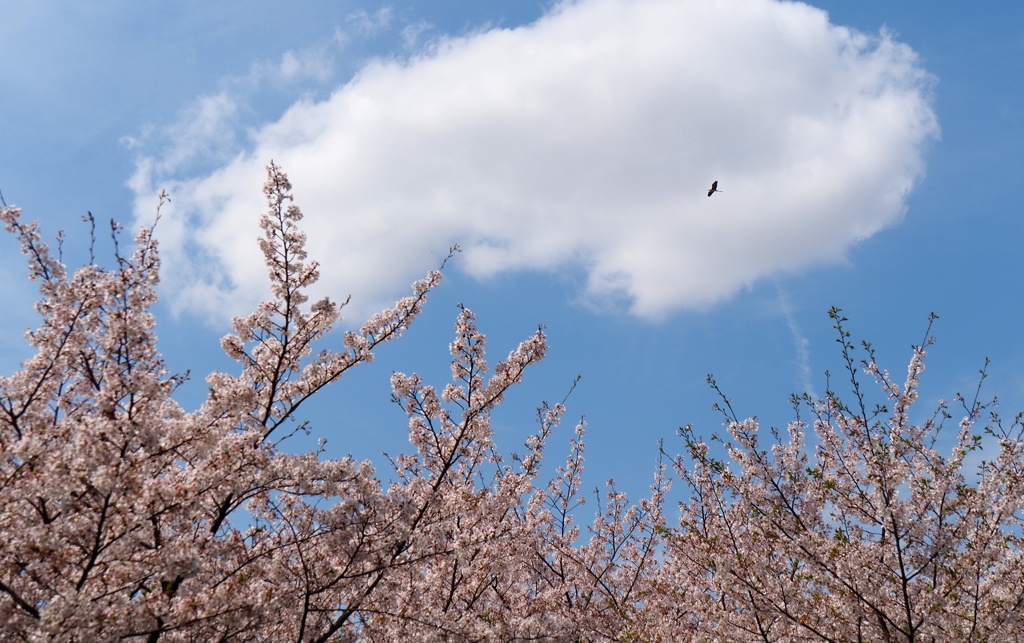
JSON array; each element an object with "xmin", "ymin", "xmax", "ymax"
[
  {"xmin": 0, "ymin": 164, "xmax": 662, "ymax": 641},
  {"xmin": 657, "ymin": 309, "xmax": 1024, "ymax": 642}
]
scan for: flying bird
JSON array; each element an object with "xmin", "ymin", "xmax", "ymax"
[{"xmin": 707, "ymin": 181, "xmax": 722, "ymax": 197}]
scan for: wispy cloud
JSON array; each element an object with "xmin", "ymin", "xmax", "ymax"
[
  {"xmin": 131, "ymin": 0, "xmax": 939, "ymax": 324},
  {"xmin": 347, "ymin": 7, "xmax": 395, "ymax": 37},
  {"xmin": 247, "ymin": 48, "xmax": 336, "ymax": 86},
  {"xmin": 776, "ymin": 284, "xmax": 816, "ymax": 398},
  {"xmin": 400, "ymin": 20, "xmax": 433, "ymax": 49}
]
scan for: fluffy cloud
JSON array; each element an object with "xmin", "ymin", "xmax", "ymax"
[{"xmin": 133, "ymin": 0, "xmax": 937, "ymax": 323}]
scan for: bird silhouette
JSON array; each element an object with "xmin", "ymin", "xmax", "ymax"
[{"xmin": 707, "ymin": 181, "xmax": 722, "ymax": 197}]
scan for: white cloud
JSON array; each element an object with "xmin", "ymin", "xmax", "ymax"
[{"xmin": 132, "ymin": 0, "xmax": 938, "ymax": 324}]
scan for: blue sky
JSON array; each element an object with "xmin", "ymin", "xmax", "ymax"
[{"xmin": 2, "ymin": 0, "xmax": 1022, "ymax": 500}]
